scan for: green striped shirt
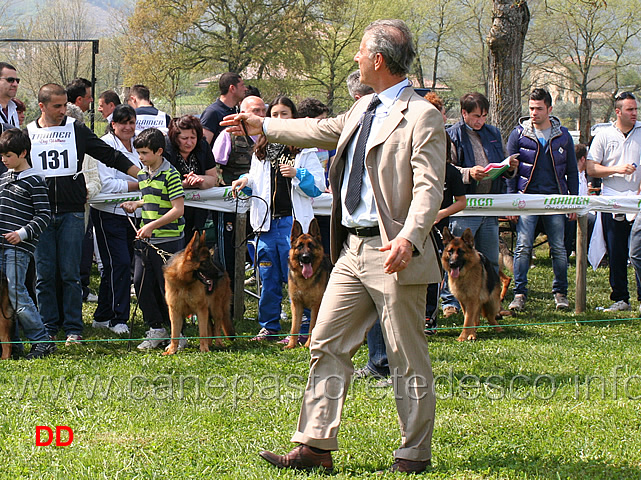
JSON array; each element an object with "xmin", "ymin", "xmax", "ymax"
[{"xmin": 138, "ymin": 159, "xmax": 185, "ymax": 238}]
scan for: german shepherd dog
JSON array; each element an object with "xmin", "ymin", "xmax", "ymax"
[
  {"xmin": 286, "ymin": 218, "xmax": 332, "ymax": 349},
  {"xmin": 163, "ymin": 231, "xmax": 234, "ymax": 355},
  {"xmin": 0, "ymin": 272, "xmax": 13, "ymax": 360},
  {"xmin": 442, "ymin": 227, "xmax": 504, "ymax": 342}
]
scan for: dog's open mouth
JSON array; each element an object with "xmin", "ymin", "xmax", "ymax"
[
  {"xmin": 449, "ymin": 266, "xmax": 460, "ymax": 278},
  {"xmin": 300, "ymin": 261, "xmax": 314, "ymax": 279}
]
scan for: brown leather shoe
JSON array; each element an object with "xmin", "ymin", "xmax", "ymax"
[
  {"xmin": 259, "ymin": 444, "xmax": 333, "ymax": 471},
  {"xmin": 389, "ymin": 458, "xmax": 431, "ymax": 473}
]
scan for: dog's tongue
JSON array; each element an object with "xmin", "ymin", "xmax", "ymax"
[
  {"xmin": 302, "ymin": 263, "xmax": 314, "ymax": 279},
  {"xmin": 450, "ymin": 267, "xmax": 460, "ymax": 279}
]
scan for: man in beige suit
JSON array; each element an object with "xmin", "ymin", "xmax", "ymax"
[{"xmin": 225, "ymin": 19, "xmax": 445, "ymax": 474}]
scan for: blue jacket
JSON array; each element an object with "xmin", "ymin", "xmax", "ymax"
[
  {"xmin": 506, "ymin": 116, "xmax": 578, "ymax": 195},
  {"xmin": 447, "ymin": 119, "xmax": 507, "ymax": 194}
]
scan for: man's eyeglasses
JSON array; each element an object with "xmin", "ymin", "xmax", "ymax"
[
  {"xmin": 615, "ymin": 92, "xmax": 635, "ymax": 101},
  {"xmin": 0, "ymin": 77, "xmax": 20, "ymax": 84}
]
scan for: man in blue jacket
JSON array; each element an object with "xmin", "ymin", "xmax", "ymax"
[
  {"xmin": 506, "ymin": 88, "xmax": 578, "ymax": 311},
  {"xmin": 444, "ymin": 92, "xmax": 518, "ymax": 316}
]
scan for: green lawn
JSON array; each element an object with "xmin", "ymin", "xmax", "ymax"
[{"xmin": 1, "ymin": 244, "xmax": 641, "ymax": 479}]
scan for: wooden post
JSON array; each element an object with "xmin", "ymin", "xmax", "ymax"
[
  {"xmin": 575, "ymin": 214, "xmax": 588, "ymax": 313},
  {"xmin": 233, "ymin": 212, "xmax": 247, "ymax": 324}
]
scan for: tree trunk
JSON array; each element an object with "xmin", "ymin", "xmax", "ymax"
[
  {"xmin": 413, "ymin": 52, "xmax": 425, "ymax": 89},
  {"xmin": 487, "ymin": 0, "xmax": 530, "ymax": 141},
  {"xmin": 578, "ymin": 91, "xmax": 592, "ymax": 144}
]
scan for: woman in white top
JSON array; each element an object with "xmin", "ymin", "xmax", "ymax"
[
  {"xmin": 90, "ymin": 104, "xmax": 142, "ymax": 335},
  {"xmin": 232, "ymin": 96, "xmax": 325, "ymax": 341}
]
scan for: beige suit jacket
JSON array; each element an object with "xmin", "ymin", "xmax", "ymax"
[{"xmin": 266, "ymin": 87, "xmax": 446, "ymax": 284}]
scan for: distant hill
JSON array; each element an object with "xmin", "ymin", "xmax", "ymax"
[{"xmin": 2, "ymin": 0, "xmax": 133, "ymax": 36}]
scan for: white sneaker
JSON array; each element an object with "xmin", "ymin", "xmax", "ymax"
[
  {"xmin": 509, "ymin": 294, "xmax": 526, "ymax": 311},
  {"xmin": 604, "ymin": 300, "xmax": 631, "ymax": 312},
  {"xmin": 554, "ymin": 293, "xmax": 569, "ymax": 310},
  {"xmin": 165, "ymin": 334, "xmax": 188, "ymax": 352},
  {"xmin": 137, "ymin": 328, "xmax": 168, "ymax": 350},
  {"xmin": 109, "ymin": 323, "xmax": 130, "ymax": 335},
  {"xmin": 84, "ymin": 293, "xmax": 98, "ymax": 303},
  {"xmin": 92, "ymin": 320, "xmax": 109, "ymax": 329},
  {"xmin": 65, "ymin": 334, "xmax": 83, "ymax": 346}
]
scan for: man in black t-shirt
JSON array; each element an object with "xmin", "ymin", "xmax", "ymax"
[{"xmin": 200, "ymin": 72, "xmax": 246, "ymax": 145}]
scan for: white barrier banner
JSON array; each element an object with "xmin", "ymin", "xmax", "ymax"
[
  {"xmin": 90, "ymin": 186, "xmax": 250, "ymax": 213},
  {"xmin": 453, "ymin": 194, "xmax": 641, "ymax": 216},
  {"xmin": 308, "ymin": 193, "xmax": 641, "ymax": 217},
  {"xmin": 90, "ymin": 191, "xmax": 641, "ymax": 217}
]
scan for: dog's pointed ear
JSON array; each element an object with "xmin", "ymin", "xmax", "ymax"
[
  {"xmin": 462, "ymin": 228, "xmax": 475, "ymax": 248},
  {"xmin": 308, "ymin": 218, "xmax": 321, "ymax": 241},
  {"xmin": 442, "ymin": 227, "xmax": 453, "ymax": 245},
  {"xmin": 291, "ymin": 220, "xmax": 303, "ymax": 242},
  {"xmin": 200, "ymin": 230, "xmax": 207, "ymax": 245},
  {"xmin": 188, "ymin": 231, "xmax": 199, "ymax": 249}
]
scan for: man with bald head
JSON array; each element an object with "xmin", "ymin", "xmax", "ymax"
[
  {"xmin": 27, "ymin": 83, "xmax": 140, "ymax": 346},
  {"xmin": 211, "ymin": 95, "xmax": 266, "ymax": 293}
]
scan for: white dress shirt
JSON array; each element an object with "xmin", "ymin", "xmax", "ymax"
[{"xmin": 340, "ymin": 79, "xmax": 412, "ymax": 228}]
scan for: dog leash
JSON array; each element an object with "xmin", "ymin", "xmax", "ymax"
[
  {"xmin": 124, "ymin": 211, "xmax": 175, "ymax": 351},
  {"xmin": 125, "ymin": 212, "xmax": 174, "ymax": 263}
]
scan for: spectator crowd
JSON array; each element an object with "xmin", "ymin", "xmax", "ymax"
[{"xmin": 1, "ymin": 56, "xmax": 639, "ymax": 363}]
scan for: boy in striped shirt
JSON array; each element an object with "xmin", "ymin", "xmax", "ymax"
[
  {"xmin": 0, "ymin": 128, "xmax": 55, "ymax": 359},
  {"xmin": 121, "ymin": 128, "xmax": 185, "ymax": 350}
]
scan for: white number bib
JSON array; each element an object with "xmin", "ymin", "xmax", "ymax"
[
  {"xmin": 27, "ymin": 117, "xmax": 79, "ymax": 177},
  {"xmin": 135, "ymin": 110, "xmax": 169, "ymax": 135}
]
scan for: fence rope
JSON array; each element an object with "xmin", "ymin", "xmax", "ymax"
[{"xmin": 3, "ymin": 316, "xmax": 639, "ymax": 345}]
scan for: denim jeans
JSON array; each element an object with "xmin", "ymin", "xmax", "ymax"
[
  {"xmin": 256, "ymin": 216, "xmax": 292, "ymax": 332},
  {"xmin": 364, "ymin": 319, "xmax": 390, "ymax": 376},
  {"xmin": 441, "ymin": 216, "xmax": 499, "ymax": 308},
  {"xmin": 35, "ymin": 212, "xmax": 86, "ymax": 337},
  {"xmin": 2, "ymin": 248, "xmax": 49, "ymax": 343},
  {"xmin": 513, "ymin": 214, "xmax": 568, "ymax": 296}
]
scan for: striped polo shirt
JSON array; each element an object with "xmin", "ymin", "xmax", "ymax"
[{"xmin": 138, "ymin": 158, "xmax": 185, "ymax": 240}]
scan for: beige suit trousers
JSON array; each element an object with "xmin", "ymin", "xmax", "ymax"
[{"xmin": 291, "ymin": 233, "xmax": 436, "ymax": 461}]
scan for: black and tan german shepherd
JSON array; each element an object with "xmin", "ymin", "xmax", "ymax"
[
  {"xmin": 163, "ymin": 231, "xmax": 235, "ymax": 355},
  {"xmin": 442, "ymin": 227, "xmax": 505, "ymax": 342},
  {"xmin": 286, "ymin": 218, "xmax": 332, "ymax": 349}
]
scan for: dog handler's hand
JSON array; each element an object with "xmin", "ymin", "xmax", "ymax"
[
  {"xmin": 120, "ymin": 201, "xmax": 140, "ymax": 213},
  {"xmin": 230, "ymin": 177, "xmax": 248, "ymax": 198},
  {"xmin": 220, "ymin": 113, "xmax": 264, "ymax": 136},
  {"xmin": 380, "ymin": 237, "xmax": 413, "ymax": 274},
  {"xmin": 137, "ymin": 224, "xmax": 154, "ymax": 239}
]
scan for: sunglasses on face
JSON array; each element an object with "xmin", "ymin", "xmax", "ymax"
[{"xmin": 0, "ymin": 77, "xmax": 20, "ymax": 84}]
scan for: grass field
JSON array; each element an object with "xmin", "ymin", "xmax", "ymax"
[{"xmin": 1, "ymin": 243, "xmax": 641, "ymax": 479}]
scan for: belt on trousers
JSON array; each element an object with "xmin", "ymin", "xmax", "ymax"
[{"xmin": 346, "ymin": 226, "xmax": 380, "ymax": 237}]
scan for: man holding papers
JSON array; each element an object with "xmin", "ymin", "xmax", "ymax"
[{"xmin": 444, "ymin": 92, "xmax": 518, "ymax": 317}]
